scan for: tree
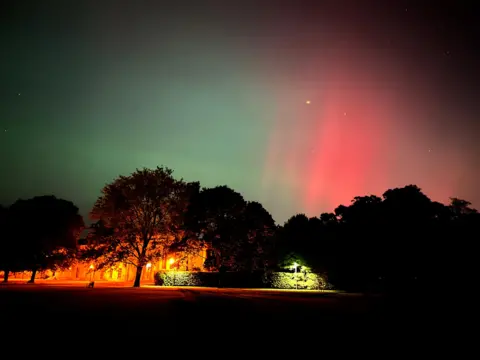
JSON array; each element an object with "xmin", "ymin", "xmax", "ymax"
[
  {"xmin": 277, "ymin": 213, "xmax": 342, "ymax": 276},
  {"xmin": 382, "ymin": 185, "xmax": 438, "ymax": 225},
  {"xmin": 236, "ymin": 201, "xmax": 277, "ymax": 271},
  {"xmin": 88, "ymin": 167, "xmax": 197, "ymax": 287},
  {"xmin": 180, "ymin": 186, "xmax": 245, "ymax": 271},
  {"xmin": 449, "ymin": 198, "xmax": 477, "ymax": 218},
  {"xmin": 444, "ymin": 197, "xmax": 479, "ymax": 287},
  {"xmin": 8, "ymin": 196, "xmax": 84, "ymax": 283},
  {"xmin": 180, "ymin": 186, "xmax": 276, "ymax": 272},
  {"xmin": 275, "ymin": 214, "xmax": 310, "ymax": 266},
  {"xmin": 319, "ymin": 212, "xmax": 338, "ymax": 225},
  {"xmin": 331, "ymin": 195, "xmax": 387, "ymax": 290}
]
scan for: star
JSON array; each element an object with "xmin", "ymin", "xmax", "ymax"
[
  {"xmin": 17, "ymin": 93, "xmax": 21, "ymax": 96},
  {"xmin": 306, "ymin": 100, "xmax": 311, "ymax": 105},
  {"xmin": 344, "ymin": 112, "xmax": 347, "ymax": 116}
]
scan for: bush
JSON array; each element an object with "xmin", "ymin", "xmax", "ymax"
[
  {"xmin": 154, "ymin": 270, "xmax": 266, "ymax": 288},
  {"xmin": 263, "ymin": 271, "xmax": 327, "ymax": 290},
  {"xmin": 154, "ymin": 271, "xmax": 218, "ymax": 287}
]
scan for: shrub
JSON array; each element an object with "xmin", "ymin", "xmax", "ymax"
[
  {"xmin": 154, "ymin": 270, "xmax": 266, "ymax": 288},
  {"xmin": 263, "ymin": 271, "xmax": 327, "ymax": 290},
  {"xmin": 154, "ymin": 271, "xmax": 218, "ymax": 287}
]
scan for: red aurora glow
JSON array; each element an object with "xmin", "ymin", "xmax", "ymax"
[{"xmin": 261, "ymin": 44, "xmax": 466, "ymax": 218}]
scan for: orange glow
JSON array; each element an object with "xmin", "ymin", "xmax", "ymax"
[
  {"xmin": 89, "ymin": 264, "xmax": 94, "ymax": 270},
  {"xmin": 169, "ymin": 258, "xmax": 175, "ymax": 265}
]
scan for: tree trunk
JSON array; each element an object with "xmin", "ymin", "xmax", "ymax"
[
  {"xmin": 2, "ymin": 269, "xmax": 9, "ymax": 282},
  {"xmin": 28, "ymin": 268, "xmax": 37, "ymax": 283},
  {"xmin": 133, "ymin": 266, "xmax": 143, "ymax": 287}
]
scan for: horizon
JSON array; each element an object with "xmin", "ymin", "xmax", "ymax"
[{"xmin": 1, "ymin": 177, "xmax": 475, "ymax": 227}]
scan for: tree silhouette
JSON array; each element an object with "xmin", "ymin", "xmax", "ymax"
[
  {"xmin": 275, "ymin": 214, "xmax": 327, "ymax": 272},
  {"xmin": 239, "ymin": 201, "xmax": 277, "ymax": 270},
  {"xmin": 319, "ymin": 212, "xmax": 338, "ymax": 225},
  {"xmin": 180, "ymin": 186, "xmax": 276, "ymax": 271},
  {"xmin": 88, "ymin": 167, "xmax": 197, "ymax": 287},
  {"xmin": 449, "ymin": 197, "xmax": 477, "ymax": 218},
  {"xmin": 276, "ymin": 214, "xmax": 310, "ymax": 266},
  {"xmin": 7, "ymin": 196, "xmax": 84, "ymax": 283},
  {"xmin": 444, "ymin": 197, "xmax": 479, "ymax": 287}
]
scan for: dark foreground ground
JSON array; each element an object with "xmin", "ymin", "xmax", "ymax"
[{"xmin": 0, "ymin": 284, "xmax": 452, "ymax": 347}]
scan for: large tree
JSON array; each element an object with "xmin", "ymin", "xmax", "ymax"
[
  {"xmin": 242, "ymin": 201, "xmax": 277, "ymax": 270},
  {"xmin": 178, "ymin": 186, "xmax": 276, "ymax": 272},
  {"xmin": 87, "ymin": 167, "xmax": 197, "ymax": 287},
  {"xmin": 7, "ymin": 196, "xmax": 84, "ymax": 283}
]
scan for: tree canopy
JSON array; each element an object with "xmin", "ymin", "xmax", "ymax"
[
  {"xmin": 178, "ymin": 186, "xmax": 276, "ymax": 272},
  {"xmin": 2, "ymin": 196, "xmax": 84, "ymax": 282},
  {"xmin": 83, "ymin": 166, "xmax": 198, "ymax": 287}
]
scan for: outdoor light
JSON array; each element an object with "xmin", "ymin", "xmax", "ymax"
[
  {"xmin": 146, "ymin": 262, "xmax": 152, "ymax": 270},
  {"xmin": 169, "ymin": 258, "xmax": 175, "ymax": 265},
  {"xmin": 88, "ymin": 264, "xmax": 95, "ymax": 282}
]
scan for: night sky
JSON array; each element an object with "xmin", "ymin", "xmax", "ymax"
[{"xmin": 1, "ymin": 1, "xmax": 479, "ymax": 224}]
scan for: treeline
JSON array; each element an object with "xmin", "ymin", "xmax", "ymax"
[
  {"xmin": 276, "ymin": 187, "xmax": 479, "ymax": 291},
  {"xmin": 1, "ymin": 166, "xmax": 478, "ymax": 291}
]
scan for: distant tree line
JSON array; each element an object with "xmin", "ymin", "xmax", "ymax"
[{"xmin": 1, "ymin": 166, "xmax": 478, "ymax": 290}]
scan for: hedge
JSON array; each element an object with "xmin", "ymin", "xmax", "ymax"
[
  {"xmin": 264, "ymin": 271, "xmax": 326, "ymax": 290},
  {"xmin": 154, "ymin": 270, "xmax": 328, "ymax": 290},
  {"xmin": 154, "ymin": 271, "xmax": 218, "ymax": 287}
]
